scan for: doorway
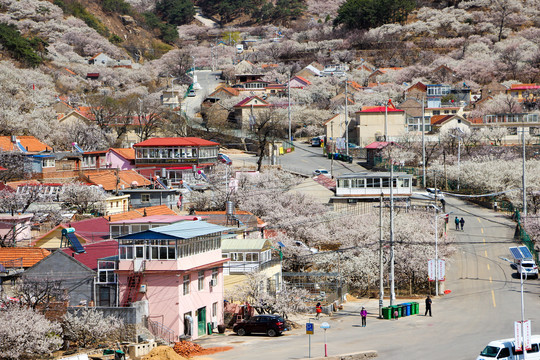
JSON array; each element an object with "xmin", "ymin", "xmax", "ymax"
[{"xmin": 197, "ymin": 306, "xmax": 206, "ymax": 336}]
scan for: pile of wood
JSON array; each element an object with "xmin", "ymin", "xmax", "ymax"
[{"xmin": 172, "ymin": 341, "xmax": 204, "ymax": 358}]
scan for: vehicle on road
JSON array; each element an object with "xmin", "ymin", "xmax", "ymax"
[
  {"xmin": 187, "ymin": 89, "xmax": 196, "ymax": 97},
  {"xmin": 426, "ymin": 188, "xmax": 444, "ymax": 198},
  {"xmin": 312, "ymin": 169, "xmax": 330, "ymax": 177},
  {"xmin": 477, "ymin": 335, "xmax": 540, "ymax": 359},
  {"xmin": 517, "ymin": 259, "xmax": 538, "ymax": 279},
  {"xmin": 233, "ymin": 315, "xmax": 287, "ymax": 337},
  {"xmin": 311, "ymin": 137, "xmax": 322, "ymax": 147}
]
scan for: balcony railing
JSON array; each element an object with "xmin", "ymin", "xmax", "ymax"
[{"xmin": 225, "ymin": 258, "xmax": 281, "ymax": 274}]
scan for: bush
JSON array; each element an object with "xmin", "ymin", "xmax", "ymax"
[
  {"xmin": 0, "ymin": 306, "xmax": 62, "ymax": 360},
  {"xmin": 102, "ymin": 0, "xmax": 132, "ymax": 14},
  {"xmin": 0, "ymin": 23, "xmax": 44, "ymax": 67}
]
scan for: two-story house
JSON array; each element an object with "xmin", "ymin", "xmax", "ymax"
[
  {"xmin": 133, "ymin": 137, "xmax": 219, "ymax": 185},
  {"xmin": 116, "ymin": 220, "xmax": 230, "ymax": 340}
]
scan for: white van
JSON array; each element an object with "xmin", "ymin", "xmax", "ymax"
[{"xmin": 477, "ymin": 336, "xmax": 540, "ymax": 359}]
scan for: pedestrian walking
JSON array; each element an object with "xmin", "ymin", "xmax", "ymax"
[
  {"xmin": 360, "ymin": 307, "xmax": 367, "ymax": 327},
  {"xmin": 454, "ymin": 216, "xmax": 459, "ymax": 230},
  {"xmin": 315, "ymin": 302, "xmax": 322, "ymax": 320},
  {"xmin": 460, "ymin": 217, "xmax": 465, "ymax": 231},
  {"xmin": 425, "ymin": 295, "xmax": 432, "ymax": 316},
  {"xmin": 393, "ymin": 309, "xmax": 399, "ymax": 320}
]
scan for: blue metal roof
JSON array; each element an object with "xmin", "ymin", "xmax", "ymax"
[{"xmin": 118, "ymin": 220, "xmax": 230, "ymax": 240}]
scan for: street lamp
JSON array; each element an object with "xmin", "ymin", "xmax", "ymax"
[
  {"xmin": 448, "ymin": 128, "xmax": 464, "ymax": 191},
  {"xmin": 431, "ymin": 206, "xmax": 452, "ymax": 296}
]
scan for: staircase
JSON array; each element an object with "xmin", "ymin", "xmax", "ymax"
[{"xmin": 147, "ymin": 318, "xmax": 177, "ymax": 344}]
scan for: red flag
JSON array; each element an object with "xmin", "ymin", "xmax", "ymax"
[{"xmin": 32, "ymin": 84, "xmax": 35, "ymax": 90}]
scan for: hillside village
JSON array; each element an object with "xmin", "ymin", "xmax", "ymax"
[{"xmin": 2, "ymin": 0, "xmax": 540, "ymax": 358}]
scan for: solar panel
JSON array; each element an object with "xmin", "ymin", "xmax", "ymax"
[
  {"xmin": 509, "ymin": 247, "xmax": 525, "ymax": 260},
  {"xmin": 66, "ymin": 232, "xmax": 85, "ymax": 254},
  {"xmin": 519, "ymin": 246, "xmax": 533, "ymax": 259}
]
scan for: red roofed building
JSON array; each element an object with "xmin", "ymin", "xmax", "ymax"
[
  {"xmin": 0, "ymin": 136, "xmax": 52, "ymax": 153},
  {"xmin": 354, "ymin": 104, "xmax": 406, "ymax": 147},
  {"xmin": 133, "ymin": 137, "xmax": 220, "ymax": 180},
  {"xmin": 232, "ymin": 96, "xmax": 270, "ymax": 132},
  {"xmin": 507, "ymin": 84, "xmax": 540, "ymax": 101}
]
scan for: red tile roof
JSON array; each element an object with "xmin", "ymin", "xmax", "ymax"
[
  {"xmin": 85, "ymin": 170, "xmax": 151, "ymax": 191},
  {"xmin": 509, "ymin": 84, "xmax": 540, "ymax": 90},
  {"xmin": 365, "ymin": 141, "xmax": 390, "ymax": 149},
  {"xmin": 0, "ymin": 166, "xmax": 6, "ymax": 171},
  {"xmin": 0, "ymin": 247, "xmax": 51, "ymax": 268},
  {"xmin": 234, "ymin": 96, "xmax": 269, "ymax": 107},
  {"xmin": 430, "ymin": 115, "xmax": 453, "ymax": 125},
  {"xmin": 106, "ymin": 205, "xmax": 176, "ymax": 222},
  {"xmin": 68, "ymin": 217, "xmax": 110, "ymax": 242},
  {"xmin": 110, "ymin": 148, "xmax": 135, "ymax": 160},
  {"xmin": 407, "ymin": 82, "xmax": 427, "ymax": 92},
  {"xmin": 356, "ymin": 106, "xmax": 404, "ymax": 113},
  {"xmin": 0, "ymin": 136, "xmax": 52, "ymax": 152},
  {"xmin": 133, "ymin": 137, "xmax": 219, "ymax": 147},
  {"xmin": 63, "ymin": 240, "xmax": 118, "ymax": 270}
]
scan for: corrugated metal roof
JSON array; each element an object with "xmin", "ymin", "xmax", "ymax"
[
  {"xmin": 222, "ymin": 238, "xmax": 270, "ymax": 251},
  {"xmin": 148, "ymin": 220, "xmax": 230, "ymax": 239}
]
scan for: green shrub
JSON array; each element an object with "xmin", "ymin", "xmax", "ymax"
[
  {"xmin": 53, "ymin": 0, "xmax": 110, "ymax": 36},
  {"xmin": 0, "ymin": 23, "xmax": 44, "ymax": 67},
  {"xmin": 102, "ymin": 0, "xmax": 132, "ymax": 14}
]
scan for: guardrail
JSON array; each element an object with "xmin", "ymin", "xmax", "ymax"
[{"xmin": 147, "ymin": 318, "xmax": 177, "ymax": 344}]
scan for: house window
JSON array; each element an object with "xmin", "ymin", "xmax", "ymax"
[
  {"xmin": 183, "ymin": 275, "xmax": 190, "ymax": 295},
  {"xmin": 432, "ymin": 110, "xmax": 440, "ymax": 115},
  {"xmin": 42, "ymin": 158, "xmax": 55, "ymax": 168},
  {"xmin": 212, "ymin": 302, "xmax": 218, "ymax": 317},
  {"xmin": 141, "ymin": 194, "xmax": 150, "ymax": 203},
  {"xmin": 211, "ymin": 268, "xmax": 218, "ymax": 286},
  {"xmin": 198, "ymin": 271, "xmax": 205, "ymax": 291}
]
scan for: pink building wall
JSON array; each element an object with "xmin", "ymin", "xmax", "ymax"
[
  {"xmin": 0, "ymin": 215, "xmax": 33, "ymax": 245},
  {"xmin": 106, "ymin": 150, "xmax": 135, "ymax": 171},
  {"xmin": 118, "ymin": 249, "xmax": 227, "ymax": 340}
]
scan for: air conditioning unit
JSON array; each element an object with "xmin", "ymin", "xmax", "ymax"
[
  {"xmin": 209, "ymin": 279, "xmax": 217, "ymax": 287},
  {"xmin": 139, "ymin": 284, "xmax": 147, "ymax": 293}
]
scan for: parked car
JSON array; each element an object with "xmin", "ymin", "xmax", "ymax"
[
  {"xmin": 311, "ymin": 137, "xmax": 323, "ymax": 147},
  {"xmin": 517, "ymin": 259, "xmax": 538, "ymax": 279},
  {"xmin": 187, "ymin": 89, "xmax": 196, "ymax": 97},
  {"xmin": 477, "ymin": 335, "xmax": 540, "ymax": 360},
  {"xmin": 426, "ymin": 188, "xmax": 445, "ymax": 199},
  {"xmin": 233, "ymin": 315, "xmax": 287, "ymax": 337},
  {"xmin": 313, "ymin": 169, "xmax": 330, "ymax": 177}
]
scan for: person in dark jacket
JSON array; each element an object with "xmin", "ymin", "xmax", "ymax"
[
  {"xmin": 454, "ymin": 216, "xmax": 460, "ymax": 230},
  {"xmin": 460, "ymin": 217, "xmax": 465, "ymax": 231},
  {"xmin": 425, "ymin": 296, "xmax": 432, "ymax": 316}
]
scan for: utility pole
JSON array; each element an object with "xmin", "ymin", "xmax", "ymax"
[
  {"xmin": 422, "ymin": 96, "xmax": 426, "ymax": 188},
  {"xmin": 288, "ymin": 74, "xmax": 292, "ymax": 143},
  {"xmin": 345, "ymin": 78, "xmax": 349, "ymax": 156},
  {"xmin": 379, "ymin": 192, "xmax": 384, "ymax": 318},
  {"xmin": 389, "ymin": 159, "xmax": 395, "ymax": 306},
  {"xmin": 435, "ymin": 213, "xmax": 439, "ymax": 296},
  {"xmin": 522, "ymin": 126, "xmax": 527, "ymax": 217}
]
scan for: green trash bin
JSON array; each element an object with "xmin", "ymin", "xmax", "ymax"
[
  {"xmin": 348, "ymin": 155, "xmax": 353, "ymax": 163},
  {"xmin": 410, "ymin": 302, "xmax": 419, "ymax": 315},
  {"xmin": 382, "ymin": 307, "xmax": 392, "ymax": 320},
  {"xmin": 389, "ymin": 305, "xmax": 398, "ymax": 319},
  {"xmin": 328, "ymin": 153, "xmax": 332, "ymax": 159},
  {"xmin": 207, "ymin": 322, "xmax": 213, "ymax": 335}
]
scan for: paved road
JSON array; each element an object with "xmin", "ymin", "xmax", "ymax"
[
  {"xmin": 195, "ymin": 197, "xmax": 540, "ymax": 359},
  {"xmin": 227, "ymin": 141, "xmax": 367, "ymax": 177},
  {"xmin": 184, "ymin": 70, "xmax": 222, "ymax": 119}
]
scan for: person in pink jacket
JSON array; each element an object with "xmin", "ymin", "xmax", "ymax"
[{"xmin": 360, "ymin": 307, "xmax": 367, "ymax": 327}]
